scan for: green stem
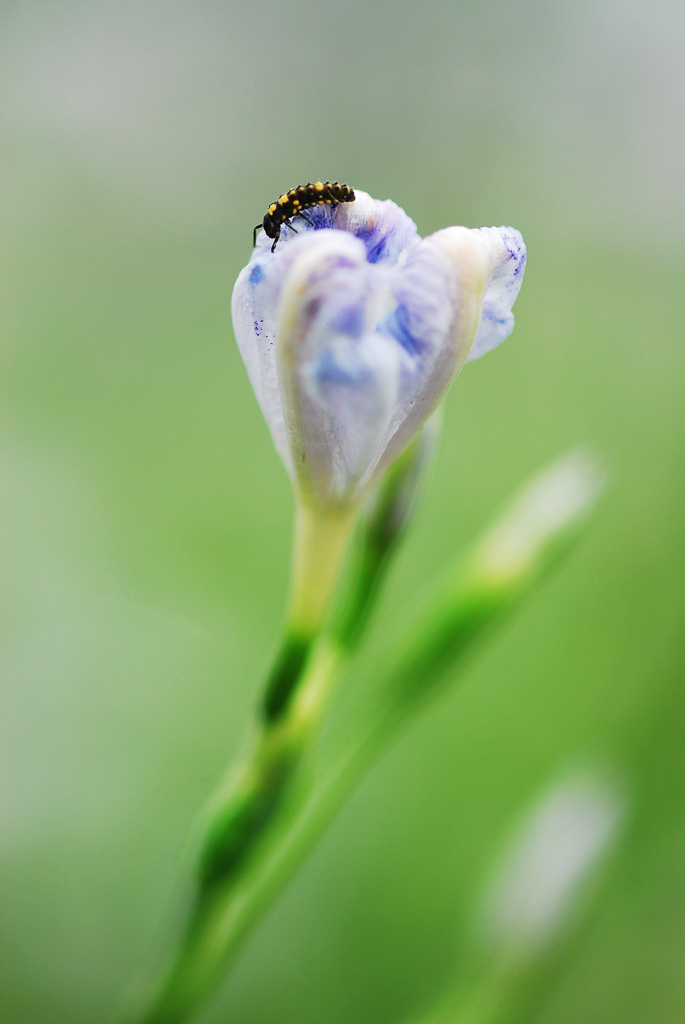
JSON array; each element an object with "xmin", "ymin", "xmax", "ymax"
[
  {"xmin": 136, "ymin": 638, "xmax": 344, "ymax": 1024},
  {"xmin": 402, "ymin": 962, "xmax": 514, "ymax": 1024},
  {"xmin": 263, "ymin": 502, "xmax": 355, "ymax": 720},
  {"xmin": 131, "ymin": 495, "xmax": 393, "ymax": 1024},
  {"xmin": 133, "ymin": 565, "xmax": 517, "ymax": 1023},
  {"xmin": 288, "ymin": 501, "xmax": 356, "ymax": 638},
  {"xmin": 133, "ymin": 505, "xmax": 404, "ymax": 1024}
]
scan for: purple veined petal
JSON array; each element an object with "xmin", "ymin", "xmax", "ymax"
[
  {"xmin": 332, "ymin": 190, "xmax": 420, "ymax": 264},
  {"xmin": 231, "ymin": 246, "xmax": 291, "ymax": 471},
  {"xmin": 231, "ymin": 223, "xmax": 377, "ymax": 473},
  {"xmin": 467, "ymin": 226, "xmax": 527, "ymax": 361},
  {"xmin": 374, "ymin": 226, "xmax": 495, "ymax": 478},
  {"xmin": 275, "ymin": 231, "xmax": 405, "ymax": 506}
]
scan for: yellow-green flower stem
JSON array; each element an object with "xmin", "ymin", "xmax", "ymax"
[
  {"xmin": 262, "ymin": 501, "xmax": 356, "ymax": 720},
  {"xmin": 290, "ymin": 502, "xmax": 357, "ymax": 638},
  {"xmin": 197, "ymin": 636, "xmax": 341, "ymax": 886}
]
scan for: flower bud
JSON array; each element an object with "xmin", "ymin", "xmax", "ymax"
[{"xmin": 232, "ymin": 191, "xmax": 526, "ymax": 512}]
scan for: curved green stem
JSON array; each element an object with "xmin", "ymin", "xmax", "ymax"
[
  {"xmin": 133, "ymin": 505, "xmax": 362, "ymax": 1024},
  {"xmin": 135, "ymin": 638, "xmax": 345, "ymax": 1024}
]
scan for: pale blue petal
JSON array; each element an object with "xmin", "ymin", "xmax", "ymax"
[
  {"xmin": 306, "ymin": 332, "xmax": 401, "ymax": 499},
  {"xmin": 232, "ymin": 246, "xmax": 292, "ymax": 469},
  {"xmin": 334, "ymin": 190, "xmax": 420, "ymax": 264},
  {"xmin": 275, "ymin": 233, "xmax": 403, "ymax": 503},
  {"xmin": 467, "ymin": 227, "xmax": 527, "ymax": 361}
]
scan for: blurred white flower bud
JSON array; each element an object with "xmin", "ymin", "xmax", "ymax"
[{"xmin": 477, "ymin": 768, "xmax": 626, "ymax": 960}]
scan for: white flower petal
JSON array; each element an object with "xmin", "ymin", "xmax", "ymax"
[
  {"xmin": 467, "ymin": 226, "xmax": 527, "ymax": 361},
  {"xmin": 275, "ymin": 231, "xmax": 402, "ymax": 505},
  {"xmin": 375, "ymin": 226, "xmax": 493, "ymax": 476},
  {"xmin": 333, "ymin": 190, "xmax": 420, "ymax": 264}
]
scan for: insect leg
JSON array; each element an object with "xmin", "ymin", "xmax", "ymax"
[
  {"xmin": 283, "ymin": 218, "xmax": 299, "ymax": 234},
  {"xmin": 295, "ymin": 210, "xmax": 315, "ymax": 227}
]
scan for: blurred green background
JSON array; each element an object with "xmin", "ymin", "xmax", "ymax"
[{"xmin": 3, "ymin": 0, "xmax": 684, "ymax": 1021}]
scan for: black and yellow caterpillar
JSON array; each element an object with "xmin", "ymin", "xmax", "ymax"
[{"xmin": 254, "ymin": 181, "xmax": 355, "ymax": 252}]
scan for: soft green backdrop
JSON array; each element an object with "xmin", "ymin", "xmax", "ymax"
[{"xmin": 4, "ymin": 1, "xmax": 684, "ymax": 1021}]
